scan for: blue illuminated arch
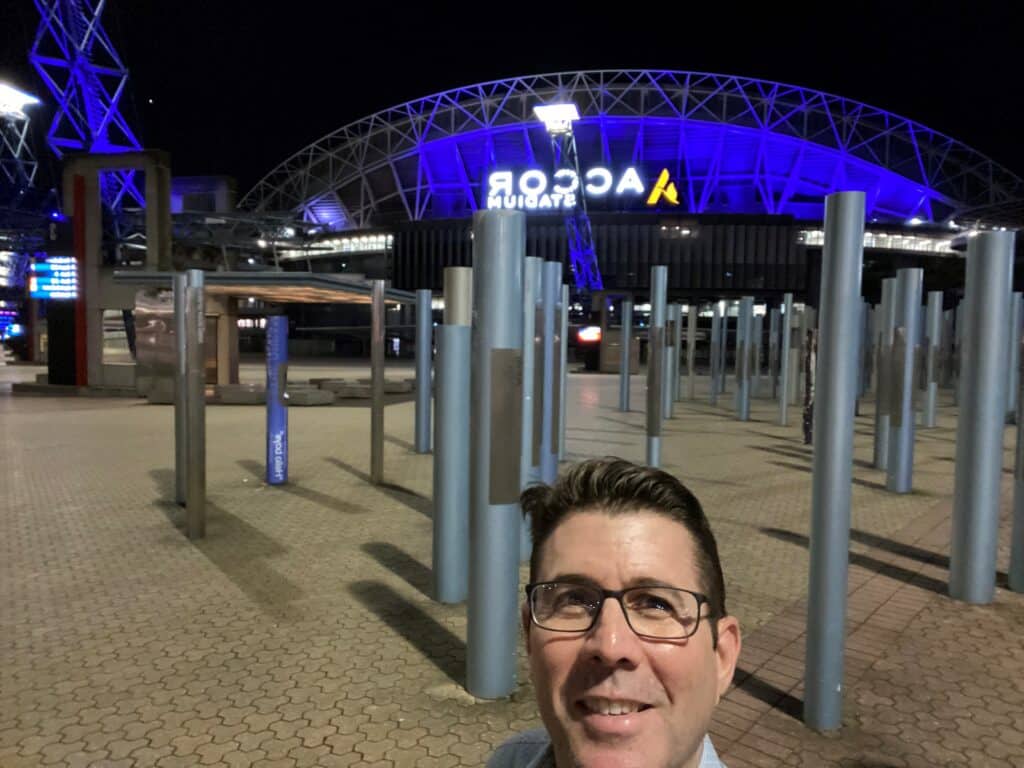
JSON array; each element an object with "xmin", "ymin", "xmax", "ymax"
[{"xmin": 241, "ymin": 70, "xmax": 1024, "ymax": 230}]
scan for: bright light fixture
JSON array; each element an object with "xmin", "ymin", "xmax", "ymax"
[
  {"xmin": 0, "ymin": 82, "xmax": 40, "ymax": 119},
  {"xmin": 533, "ymin": 103, "xmax": 580, "ymax": 134}
]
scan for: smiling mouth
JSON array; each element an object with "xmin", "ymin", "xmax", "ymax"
[{"xmin": 578, "ymin": 697, "xmax": 653, "ymax": 716}]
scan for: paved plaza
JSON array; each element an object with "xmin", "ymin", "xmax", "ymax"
[{"xmin": 2, "ymin": 359, "xmax": 1023, "ymax": 767}]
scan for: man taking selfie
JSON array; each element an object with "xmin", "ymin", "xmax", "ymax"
[{"xmin": 489, "ymin": 457, "xmax": 742, "ymax": 768}]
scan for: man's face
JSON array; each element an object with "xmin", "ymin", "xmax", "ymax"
[{"xmin": 524, "ymin": 510, "xmax": 741, "ymax": 768}]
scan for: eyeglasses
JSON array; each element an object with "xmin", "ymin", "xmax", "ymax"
[{"xmin": 525, "ymin": 581, "xmax": 711, "ymax": 640}]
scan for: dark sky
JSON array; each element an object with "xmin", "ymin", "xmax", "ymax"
[{"xmin": 3, "ymin": 0, "xmax": 1023, "ymax": 196}]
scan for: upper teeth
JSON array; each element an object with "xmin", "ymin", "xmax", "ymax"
[{"xmin": 585, "ymin": 698, "xmax": 643, "ymax": 715}]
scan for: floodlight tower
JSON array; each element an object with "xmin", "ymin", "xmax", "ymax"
[
  {"xmin": 0, "ymin": 83, "xmax": 41, "ymax": 192},
  {"xmin": 534, "ymin": 103, "xmax": 603, "ymax": 292},
  {"xmin": 29, "ymin": 0, "xmax": 145, "ymax": 211}
]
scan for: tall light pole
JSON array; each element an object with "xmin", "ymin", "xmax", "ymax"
[{"xmin": 533, "ymin": 103, "xmax": 602, "ymax": 293}]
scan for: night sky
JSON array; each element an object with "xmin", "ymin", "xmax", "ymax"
[{"xmin": 3, "ymin": 1, "xmax": 1022, "ymax": 196}]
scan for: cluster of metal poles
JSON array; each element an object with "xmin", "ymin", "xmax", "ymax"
[{"xmin": 170, "ymin": 202, "xmax": 1024, "ymax": 733}]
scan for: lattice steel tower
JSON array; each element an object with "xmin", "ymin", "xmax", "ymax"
[
  {"xmin": 534, "ymin": 103, "xmax": 603, "ymax": 292},
  {"xmin": 0, "ymin": 84, "xmax": 41, "ymax": 194},
  {"xmin": 29, "ymin": 0, "xmax": 144, "ymax": 211}
]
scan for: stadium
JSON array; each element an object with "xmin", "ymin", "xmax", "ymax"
[{"xmin": 240, "ymin": 69, "xmax": 1024, "ymax": 306}]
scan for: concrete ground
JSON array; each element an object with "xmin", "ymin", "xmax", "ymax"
[{"xmin": 2, "ymin": 359, "xmax": 1023, "ymax": 767}]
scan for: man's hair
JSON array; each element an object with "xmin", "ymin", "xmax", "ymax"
[{"xmin": 521, "ymin": 457, "xmax": 727, "ymax": 635}]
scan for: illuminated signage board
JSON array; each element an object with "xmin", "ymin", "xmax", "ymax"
[
  {"xmin": 0, "ymin": 251, "xmax": 16, "ymax": 288},
  {"xmin": 485, "ymin": 167, "xmax": 680, "ymax": 212},
  {"xmin": 30, "ymin": 256, "xmax": 78, "ymax": 299}
]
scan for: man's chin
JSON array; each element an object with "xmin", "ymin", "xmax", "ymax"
[
  {"xmin": 564, "ymin": 738, "xmax": 651, "ymax": 768},
  {"xmin": 564, "ymin": 722, "xmax": 653, "ymax": 768}
]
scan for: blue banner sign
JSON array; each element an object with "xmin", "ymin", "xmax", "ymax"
[{"xmin": 266, "ymin": 315, "xmax": 289, "ymax": 485}]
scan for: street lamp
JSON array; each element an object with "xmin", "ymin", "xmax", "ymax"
[
  {"xmin": 0, "ymin": 83, "xmax": 40, "ymax": 120},
  {"xmin": 533, "ymin": 103, "xmax": 580, "ymax": 135}
]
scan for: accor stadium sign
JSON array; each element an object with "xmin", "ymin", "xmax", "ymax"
[{"xmin": 484, "ymin": 167, "xmax": 679, "ymax": 211}]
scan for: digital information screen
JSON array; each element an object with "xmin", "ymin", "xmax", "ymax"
[{"xmin": 30, "ymin": 256, "xmax": 78, "ymax": 299}]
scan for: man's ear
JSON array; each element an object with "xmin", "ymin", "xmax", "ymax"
[
  {"xmin": 521, "ymin": 600, "xmax": 533, "ymax": 654},
  {"xmin": 713, "ymin": 616, "xmax": 741, "ymax": 701}
]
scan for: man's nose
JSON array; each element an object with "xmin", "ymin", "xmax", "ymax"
[{"xmin": 583, "ymin": 597, "xmax": 643, "ymax": 666}]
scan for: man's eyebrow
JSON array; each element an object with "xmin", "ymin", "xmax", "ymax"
[
  {"xmin": 543, "ymin": 574, "xmax": 602, "ymax": 587},
  {"xmin": 541, "ymin": 575, "xmax": 687, "ymax": 590}
]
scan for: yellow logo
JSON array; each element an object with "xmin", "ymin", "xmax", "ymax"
[{"xmin": 646, "ymin": 169, "xmax": 680, "ymax": 206}]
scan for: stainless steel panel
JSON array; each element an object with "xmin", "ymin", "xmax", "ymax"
[{"xmin": 490, "ymin": 348, "xmax": 523, "ymax": 505}]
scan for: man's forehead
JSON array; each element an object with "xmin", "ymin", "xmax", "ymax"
[{"xmin": 538, "ymin": 508, "xmax": 700, "ymax": 579}]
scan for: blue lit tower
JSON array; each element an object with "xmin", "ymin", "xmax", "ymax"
[
  {"xmin": 534, "ymin": 103, "xmax": 603, "ymax": 292},
  {"xmin": 29, "ymin": 0, "xmax": 144, "ymax": 211}
]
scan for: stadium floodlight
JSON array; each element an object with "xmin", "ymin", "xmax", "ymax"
[
  {"xmin": 0, "ymin": 83, "xmax": 41, "ymax": 120},
  {"xmin": 533, "ymin": 103, "xmax": 580, "ymax": 135}
]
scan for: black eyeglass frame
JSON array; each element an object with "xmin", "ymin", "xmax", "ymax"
[{"xmin": 524, "ymin": 581, "xmax": 713, "ymax": 640}]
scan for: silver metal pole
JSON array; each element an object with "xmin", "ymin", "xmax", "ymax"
[
  {"xmin": 647, "ymin": 266, "xmax": 667, "ymax": 467},
  {"xmin": 923, "ymin": 291, "xmax": 942, "ymax": 428},
  {"xmin": 184, "ymin": 269, "xmax": 206, "ymax": 540},
  {"xmin": 719, "ymin": 305, "xmax": 729, "ymax": 395},
  {"xmin": 558, "ymin": 284, "xmax": 568, "ymax": 462},
  {"xmin": 687, "ymin": 304, "xmax": 697, "ymax": 400},
  {"xmin": 941, "ymin": 308, "xmax": 956, "ymax": 389},
  {"xmin": 521, "ymin": 261, "xmax": 540, "ymax": 475},
  {"xmin": 370, "ymin": 280, "xmax": 385, "ymax": 484},
  {"xmin": 415, "ymin": 288, "xmax": 433, "ymax": 453},
  {"xmin": 173, "ymin": 272, "xmax": 187, "ymax": 507},
  {"xmin": 709, "ymin": 304, "xmax": 721, "ymax": 406},
  {"xmin": 520, "ymin": 258, "xmax": 541, "ymax": 561},
  {"xmin": 873, "ymin": 279, "xmax": 896, "ymax": 469},
  {"xmin": 769, "ymin": 307, "xmax": 780, "ymax": 400},
  {"xmin": 752, "ymin": 312, "xmax": 763, "ymax": 399},
  {"xmin": 886, "ymin": 268, "xmax": 923, "ymax": 493},
  {"xmin": 619, "ymin": 299, "xmax": 633, "ymax": 411},
  {"xmin": 664, "ymin": 303, "xmax": 677, "ymax": 419},
  {"xmin": 433, "ymin": 268, "xmax": 472, "ymax": 604},
  {"xmin": 951, "ymin": 231, "xmax": 1015, "ymax": 603},
  {"xmin": 1007, "ymin": 293, "xmax": 1023, "ymax": 423},
  {"xmin": 950, "ymin": 303, "xmax": 958, "ymax": 409},
  {"xmin": 672, "ymin": 303, "xmax": 683, "ymax": 402},
  {"xmin": 467, "ymin": 209, "xmax": 523, "ymax": 699},
  {"xmin": 539, "ymin": 261, "xmax": 560, "ymax": 484},
  {"xmin": 779, "ymin": 293, "xmax": 793, "ymax": 425},
  {"xmin": 858, "ymin": 301, "xmax": 870, "ymax": 400},
  {"xmin": 736, "ymin": 297, "xmax": 753, "ymax": 420},
  {"xmin": 805, "ymin": 191, "xmax": 864, "ymax": 732}
]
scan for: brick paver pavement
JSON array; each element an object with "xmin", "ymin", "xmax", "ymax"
[{"xmin": 2, "ymin": 361, "xmax": 1023, "ymax": 767}]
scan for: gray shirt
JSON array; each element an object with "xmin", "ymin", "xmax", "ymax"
[{"xmin": 486, "ymin": 728, "xmax": 726, "ymax": 768}]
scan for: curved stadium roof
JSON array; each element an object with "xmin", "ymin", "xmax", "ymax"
[{"xmin": 240, "ymin": 70, "xmax": 1024, "ymax": 231}]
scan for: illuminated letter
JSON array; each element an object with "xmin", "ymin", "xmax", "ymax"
[
  {"xmin": 519, "ymin": 170, "xmax": 548, "ymax": 196},
  {"xmin": 538, "ymin": 194, "xmax": 553, "ymax": 209},
  {"xmin": 488, "ymin": 171, "xmax": 513, "ymax": 197},
  {"xmin": 585, "ymin": 168, "xmax": 612, "ymax": 196},
  {"xmin": 552, "ymin": 169, "xmax": 579, "ymax": 194},
  {"xmin": 616, "ymin": 167, "xmax": 645, "ymax": 196},
  {"xmin": 646, "ymin": 169, "xmax": 680, "ymax": 206}
]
